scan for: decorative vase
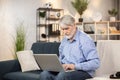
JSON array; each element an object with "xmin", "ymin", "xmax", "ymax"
[
  {"xmin": 79, "ymin": 18, "xmax": 83, "ymax": 22},
  {"xmin": 110, "ymin": 17, "xmax": 116, "ymax": 21},
  {"xmin": 44, "ymin": 2, "xmax": 53, "ymax": 8}
]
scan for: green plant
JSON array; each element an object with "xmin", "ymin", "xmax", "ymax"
[
  {"xmin": 15, "ymin": 23, "xmax": 26, "ymax": 53},
  {"xmin": 71, "ymin": 0, "xmax": 89, "ymax": 17},
  {"xmin": 108, "ymin": 9, "xmax": 118, "ymax": 17},
  {"xmin": 39, "ymin": 11, "xmax": 46, "ymax": 18}
]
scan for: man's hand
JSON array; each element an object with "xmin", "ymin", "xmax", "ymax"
[{"xmin": 62, "ymin": 64, "xmax": 75, "ymax": 70}]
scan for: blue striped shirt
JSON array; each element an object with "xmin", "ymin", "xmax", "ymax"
[{"xmin": 59, "ymin": 29, "xmax": 100, "ymax": 76}]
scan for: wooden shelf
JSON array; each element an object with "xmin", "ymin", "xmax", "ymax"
[
  {"xmin": 76, "ymin": 21, "xmax": 108, "ymax": 25},
  {"xmin": 96, "ymin": 34, "xmax": 108, "ymax": 35},
  {"xmin": 46, "ymin": 18, "xmax": 60, "ymax": 21},
  {"xmin": 37, "ymin": 8, "xmax": 63, "ymax": 11},
  {"xmin": 37, "ymin": 24, "xmax": 50, "ymax": 27},
  {"xmin": 36, "ymin": 7, "xmax": 64, "ymax": 42},
  {"xmin": 109, "ymin": 33, "xmax": 120, "ymax": 35},
  {"xmin": 76, "ymin": 21, "xmax": 120, "ymax": 41},
  {"xmin": 109, "ymin": 21, "xmax": 120, "ymax": 23},
  {"xmin": 37, "ymin": 23, "xmax": 59, "ymax": 27}
]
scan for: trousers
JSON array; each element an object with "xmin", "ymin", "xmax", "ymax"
[{"xmin": 39, "ymin": 70, "xmax": 92, "ymax": 80}]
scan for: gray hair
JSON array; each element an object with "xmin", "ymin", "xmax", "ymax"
[{"xmin": 59, "ymin": 15, "xmax": 75, "ymax": 28}]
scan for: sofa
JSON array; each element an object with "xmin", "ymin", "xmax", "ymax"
[
  {"xmin": 87, "ymin": 40, "xmax": 120, "ymax": 80},
  {"xmin": 1, "ymin": 41, "xmax": 119, "ymax": 80},
  {"xmin": 0, "ymin": 42, "xmax": 60, "ymax": 80}
]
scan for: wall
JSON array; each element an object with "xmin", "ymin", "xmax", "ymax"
[{"xmin": 0, "ymin": 0, "xmax": 115, "ymax": 61}]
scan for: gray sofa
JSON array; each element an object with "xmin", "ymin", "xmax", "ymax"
[{"xmin": 0, "ymin": 42, "xmax": 60, "ymax": 80}]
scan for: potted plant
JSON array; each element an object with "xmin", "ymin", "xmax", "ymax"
[
  {"xmin": 39, "ymin": 11, "xmax": 46, "ymax": 24},
  {"xmin": 39, "ymin": 11, "xmax": 46, "ymax": 18},
  {"xmin": 108, "ymin": 9, "xmax": 118, "ymax": 21},
  {"xmin": 14, "ymin": 23, "xmax": 26, "ymax": 58},
  {"xmin": 71, "ymin": 0, "xmax": 89, "ymax": 22}
]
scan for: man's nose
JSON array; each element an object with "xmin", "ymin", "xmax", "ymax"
[
  {"xmin": 64, "ymin": 32, "xmax": 69, "ymax": 36},
  {"xmin": 63, "ymin": 30, "xmax": 67, "ymax": 34}
]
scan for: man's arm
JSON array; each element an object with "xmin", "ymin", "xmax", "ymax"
[
  {"xmin": 58, "ymin": 40, "xmax": 65, "ymax": 63},
  {"xmin": 75, "ymin": 38, "xmax": 100, "ymax": 71}
]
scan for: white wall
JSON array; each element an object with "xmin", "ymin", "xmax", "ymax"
[{"xmin": 0, "ymin": 0, "xmax": 115, "ymax": 61}]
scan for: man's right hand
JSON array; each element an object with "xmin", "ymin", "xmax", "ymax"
[{"xmin": 62, "ymin": 64, "xmax": 75, "ymax": 70}]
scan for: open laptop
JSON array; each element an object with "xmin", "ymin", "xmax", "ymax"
[{"xmin": 34, "ymin": 54, "xmax": 74, "ymax": 72}]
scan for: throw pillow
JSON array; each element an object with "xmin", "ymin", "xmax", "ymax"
[{"xmin": 17, "ymin": 50, "xmax": 40, "ymax": 72}]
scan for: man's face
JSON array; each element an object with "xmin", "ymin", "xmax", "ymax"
[{"xmin": 61, "ymin": 25, "xmax": 76, "ymax": 39}]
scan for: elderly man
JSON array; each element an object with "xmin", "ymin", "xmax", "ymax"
[{"xmin": 39, "ymin": 15, "xmax": 100, "ymax": 80}]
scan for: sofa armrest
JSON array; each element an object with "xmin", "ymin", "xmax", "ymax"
[{"xmin": 0, "ymin": 59, "xmax": 21, "ymax": 80}]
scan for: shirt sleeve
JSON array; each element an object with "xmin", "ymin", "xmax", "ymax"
[
  {"xmin": 75, "ymin": 37, "xmax": 100, "ymax": 71},
  {"xmin": 58, "ymin": 40, "xmax": 64, "ymax": 63}
]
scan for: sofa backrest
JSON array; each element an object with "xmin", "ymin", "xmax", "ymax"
[
  {"xmin": 31, "ymin": 42, "xmax": 60, "ymax": 56},
  {"xmin": 31, "ymin": 42, "xmax": 97, "ymax": 56}
]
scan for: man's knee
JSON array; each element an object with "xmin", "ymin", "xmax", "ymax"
[
  {"xmin": 39, "ymin": 71, "xmax": 54, "ymax": 80},
  {"xmin": 56, "ymin": 72, "xmax": 70, "ymax": 80},
  {"xmin": 40, "ymin": 71, "xmax": 50, "ymax": 76}
]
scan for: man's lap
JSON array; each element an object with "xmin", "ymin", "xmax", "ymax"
[{"xmin": 39, "ymin": 70, "xmax": 92, "ymax": 80}]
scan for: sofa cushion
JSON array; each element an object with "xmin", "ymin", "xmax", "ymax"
[
  {"xmin": 17, "ymin": 50, "xmax": 40, "ymax": 72},
  {"xmin": 4, "ymin": 70, "xmax": 42, "ymax": 80}
]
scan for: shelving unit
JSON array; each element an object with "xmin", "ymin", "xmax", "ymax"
[
  {"xmin": 36, "ymin": 7, "xmax": 64, "ymax": 42},
  {"xmin": 109, "ymin": 21, "xmax": 120, "ymax": 40},
  {"xmin": 76, "ymin": 21, "xmax": 120, "ymax": 41}
]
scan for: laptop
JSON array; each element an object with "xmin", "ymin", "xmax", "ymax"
[{"xmin": 34, "ymin": 54, "xmax": 74, "ymax": 72}]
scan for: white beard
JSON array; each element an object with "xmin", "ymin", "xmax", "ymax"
[
  {"xmin": 65, "ymin": 35, "xmax": 73, "ymax": 39},
  {"xmin": 65, "ymin": 28, "xmax": 76, "ymax": 39}
]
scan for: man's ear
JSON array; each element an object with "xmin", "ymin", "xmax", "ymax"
[{"xmin": 74, "ymin": 23, "xmax": 76, "ymax": 27}]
